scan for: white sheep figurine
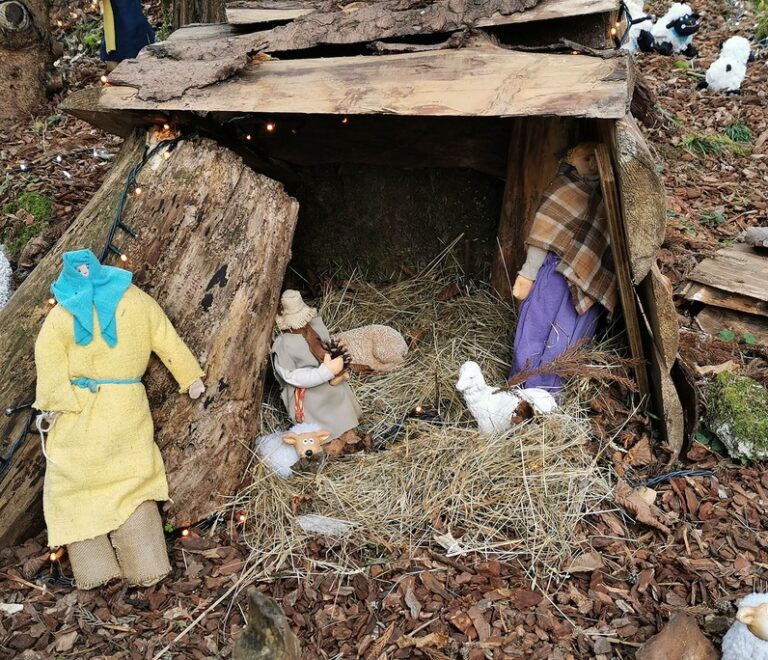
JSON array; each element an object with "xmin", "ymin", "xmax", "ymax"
[
  {"xmin": 256, "ymin": 422, "xmax": 331, "ymax": 479},
  {"xmin": 722, "ymin": 592, "xmax": 768, "ymax": 659},
  {"xmin": 651, "ymin": 2, "xmax": 700, "ymax": 56},
  {"xmin": 455, "ymin": 361, "xmax": 558, "ymax": 434},
  {"xmin": 698, "ymin": 36, "xmax": 754, "ymax": 93},
  {"xmin": 335, "ymin": 324, "xmax": 408, "ymax": 373}
]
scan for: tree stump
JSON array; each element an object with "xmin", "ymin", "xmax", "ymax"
[
  {"xmin": 0, "ymin": 132, "xmax": 299, "ymax": 547},
  {"xmin": 0, "ymin": 0, "xmax": 53, "ymax": 119}
]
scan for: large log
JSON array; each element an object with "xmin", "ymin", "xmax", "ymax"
[
  {"xmin": 0, "ymin": 0, "xmax": 53, "ymax": 118},
  {"xmin": 0, "ymin": 133, "xmax": 299, "ymax": 547}
]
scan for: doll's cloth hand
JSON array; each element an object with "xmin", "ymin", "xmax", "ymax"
[
  {"xmin": 512, "ymin": 275, "xmax": 534, "ymax": 302},
  {"xmin": 188, "ymin": 379, "xmax": 205, "ymax": 400},
  {"xmin": 323, "ymin": 353, "xmax": 345, "ymax": 376}
]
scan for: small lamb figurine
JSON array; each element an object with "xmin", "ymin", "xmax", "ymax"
[
  {"xmin": 620, "ymin": 0, "xmax": 657, "ymax": 53},
  {"xmin": 651, "ymin": 2, "xmax": 700, "ymax": 56},
  {"xmin": 257, "ymin": 422, "xmax": 331, "ymax": 478},
  {"xmin": 698, "ymin": 36, "xmax": 755, "ymax": 93},
  {"xmin": 455, "ymin": 361, "xmax": 558, "ymax": 434},
  {"xmin": 334, "ymin": 324, "xmax": 409, "ymax": 373},
  {"xmin": 722, "ymin": 593, "xmax": 768, "ymax": 660}
]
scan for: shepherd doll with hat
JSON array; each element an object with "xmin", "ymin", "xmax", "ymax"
[
  {"xmin": 33, "ymin": 249, "xmax": 205, "ymax": 590},
  {"xmin": 509, "ymin": 142, "xmax": 618, "ymax": 392},
  {"xmin": 271, "ymin": 290, "xmax": 362, "ymax": 443}
]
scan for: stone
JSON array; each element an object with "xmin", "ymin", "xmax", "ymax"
[
  {"xmin": 636, "ymin": 613, "xmax": 719, "ymax": 660},
  {"xmin": 707, "ymin": 372, "xmax": 768, "ymax": 461}
]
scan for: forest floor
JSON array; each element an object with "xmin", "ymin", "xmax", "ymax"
[{"xmin": 1, "ymin": 0, "xmax": 768, "ymax": 658}]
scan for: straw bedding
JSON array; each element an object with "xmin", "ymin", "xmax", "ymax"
[{"xmin": 242, "ymin": 262, "xmax": 613, "ymax": 577}]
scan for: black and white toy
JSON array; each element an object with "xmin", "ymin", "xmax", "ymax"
[
  {"xmin": 651, "ymin": 2, "xmax": 701, "ymax": 56},
  {"xmin": 698, "ymin": 36, "xmax": 755, "ymax": 93},
  {"xmin": 620, "ymin": 0, "xmax": 657, "ymax": 53}
]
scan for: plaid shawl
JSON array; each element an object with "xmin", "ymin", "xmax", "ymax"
[{"xmin": 526, "ymin": 169, "xmax": 618, "ymax": 315}]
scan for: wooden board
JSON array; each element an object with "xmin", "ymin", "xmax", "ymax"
[
  {"xmin": 686, "ymin": 246, "xmax": 768, "ymax": 303},
  {"xmin": 167, "ymin": 23, "xmax": 236, "ymax": 42},
  {"xmin": 696, "ymin": 307, "xmax": 768, "ymax": 346},
  {"xmin": 102, "ymin": 48, "xmax": 630, "ymax": 118},
  {"xmin": 683, "ymin": 281, "xmax": 768, "ymax": 318},
  {"xmin": 640, "ymin": 262, "xmax": 679, "ymax": 371},
  {"xmin": 226, "ymin": 1, "xmax": 315, "ymax": 25},
  {"xmin": 225, "ymin": 0, "xmax": 618, "ymax": 27},
  {"xmin": 596, "ymin": 143, "xmax": 650, "ymax": 395}
]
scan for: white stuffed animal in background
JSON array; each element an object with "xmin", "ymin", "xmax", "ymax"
[
  {"xmin": 620, "ymin": 0, "xmax": 657, "ymax": 53},
  {"xmin": 257, "ymin": 422, "xmax": 331, "ymax": 478},
  {"xmin": 698, "ymin": 36, "xmax": 755, "ymax": 93},
  {"xmin": 722, "ymin": 592, "xmax": 768, "ymax": 660},
  {"xmin": 651, "ymin": 2, "xmax": 701, "ymax": 56},
  {"xmin": 455, "ymin": 361, "xmax": 558, "ymax": 434}
]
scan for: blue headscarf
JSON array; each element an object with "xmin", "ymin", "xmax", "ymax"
[{"xmin": 51, "ymin": 249, "xmax": 133, "ymax": 347}]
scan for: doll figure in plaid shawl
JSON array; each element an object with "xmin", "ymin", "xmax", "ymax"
[{"xmin": 508, "ymin": 143, "xmax": 618, "ymax": 393}]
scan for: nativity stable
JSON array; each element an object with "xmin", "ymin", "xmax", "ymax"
[{"xmin": 0, "ymin": 0, "xmax": 687, "ymax": 547}]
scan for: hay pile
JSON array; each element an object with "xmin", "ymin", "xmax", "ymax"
[{"xmin": 243, "ymin": 263, "xmax": 613, "ymax": 577}]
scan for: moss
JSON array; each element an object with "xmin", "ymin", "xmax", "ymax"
[
  {"xmin": 707, "ymin": 372, "xmax": 768, "ymax": 461},
  {"xmin": 16, "ymin": 192, "xmax": 53, "ymax": 222},
  {"xmin": 1, "ymin": 191, "xmax": 53, "ymax": 260}
]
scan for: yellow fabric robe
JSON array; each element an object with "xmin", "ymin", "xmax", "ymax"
[{"xmin": 33, "ymin": 285, "xmax": 204, "ymax": 547}]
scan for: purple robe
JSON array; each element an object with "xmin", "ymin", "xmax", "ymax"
[{"xmin": 509, "ymin": 252, "xmax": 603, "ymax": 392}]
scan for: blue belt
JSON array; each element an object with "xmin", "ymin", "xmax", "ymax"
[{"xmin": 71, "ymin": 377, "xmax": 142, "ymax": 393}]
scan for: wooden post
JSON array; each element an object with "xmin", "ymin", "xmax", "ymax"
[
  {"xmin": 595, "ymin": 143, "xmax": 651, "ymax": 395},
  {"xmin": 0, "ymin": 133, "xmax": 299, "ymax": 547},
  {"xmin": 490, "ymin": 117, "xmax": 571, "ymax": 300}
]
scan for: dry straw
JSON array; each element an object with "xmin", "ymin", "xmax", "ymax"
[{"xmin": 242, "ymin": 257, "xmax": 613, "ymax": 578}]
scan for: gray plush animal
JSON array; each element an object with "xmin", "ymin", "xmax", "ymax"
[{"xmin": 233, "ymin": 589, "xmax": 301, "ymax": 660}]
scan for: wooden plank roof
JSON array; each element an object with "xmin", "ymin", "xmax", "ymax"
[{"xmin": 96, "ymin": 48, "xmax": 631, "ymax": 119}]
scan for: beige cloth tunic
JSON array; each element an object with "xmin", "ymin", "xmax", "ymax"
[{"xmin": 271, "ymin": 317, "xmax": 361, "ymax": 439}]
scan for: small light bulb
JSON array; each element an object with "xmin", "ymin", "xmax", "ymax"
[
  {"xmin": 341, "ymin": 117, "xmax": 349, "ymax": 124},
  {"xmin": 56, "ymin": 155, "xmax": 62, "ymax": 163},
  {"xmin": 610, "ymin": 27, "xmax": 617, "ymax": 35},
  {"xmin": 163, "ymin": 123, "xmax": 170, "ymax": 131},
  {"xmin": 120, "ymin": 254, "xmax": 128, "ymax": 262},
  {"xmin": 181, "ymin": 528, "xmax": 190, "ymax": 537},
  {"xmin": 163, "ymin": 150, "xmax": 171, "ymax": 160},
  {"xmin": 615, "ymin": 20, "xmax": 621, "ymax": 27},
  {"xmin": 414, "ymin": 405, "xmax": 423, "ymax": 414},
  {"xmin": 49, "ymin": 552, "xmax": 57, "ymax": 562},
  {"xmin": 134, "ymin": 186, "xmax": 142, "ymax": 196},
  {"xmin": 19, "ymin": 163, "xmax": 27, "ymax": 171},
  {"xmin": 245, "ymin": 134, "xmax": 252, "ymax": 141},
  {"xmin": 48, "ymin": 297, "xmax": 56, "ymax": 305},
  {"xmin": 100, "ymin": 75, "xmax": 108, "ymax": 84},
  {"xmin": 572, "ymin": 50, "xmax": 580, "ymax": 55},
  {"xmin": 238, "ymin": 513, "xmax": 247, "ymax": 523},
  {"xmin": 265, "ymin": 121, "xmax": 275, "ymax": 132}
]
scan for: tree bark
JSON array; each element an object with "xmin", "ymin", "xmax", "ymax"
[
  {"xmin": 112, "ymin": 0, "xmax": 542, "ymax": 100},
  {"xmin": 0, "ymin": 0, "xmax": 53, "ymax": 119},
  {"xmin": 0, "ymin": 133, "xmax": 299, "ymax": 547},
  {"xmin": 173, "ymin": 0, "xmax": 226, "ymax": 27}
]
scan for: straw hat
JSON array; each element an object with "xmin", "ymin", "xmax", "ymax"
[{"xmin": 275, "ymin": 290, "xmax": 317, "ymax": 330}]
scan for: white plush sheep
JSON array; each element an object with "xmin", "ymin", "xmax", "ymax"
[
  {"xmin": 620, "ymin": 0, "xmax": 657, "ymax": 54},
  {"xmin": 256, "ymin": 422, "xmax": 331, "ymax": 478},
  {"xmin": 699, "ymin": 37, "xmax": 754, "ymax": 93},
  {"xmin": 455, "ymin": 361, "xmax": 558, "ymax": 434},
  {"xmin": 722, "ymin": 593, "xmax": 768, "ymax": 660},
  {"xmin": 334, "ymin": 324, "xmax": 408, "ymax": 373},
  {"xmin": 651, "ymin": 3, "xmax": 700, "ymax": 56}
]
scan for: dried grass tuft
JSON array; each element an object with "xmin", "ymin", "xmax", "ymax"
[{"xmin": 241, "ymin": 260, "xmax": 614, "ymax": 578}]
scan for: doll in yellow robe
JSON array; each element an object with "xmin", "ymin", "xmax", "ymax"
[{"xmin": 34, "ymin": 249, "xmax": 204, "ymax": 589}]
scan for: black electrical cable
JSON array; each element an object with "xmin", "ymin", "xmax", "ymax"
[{"xmin": 644, "ymin": 469, "xmax": 716, "ymax": 488}]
